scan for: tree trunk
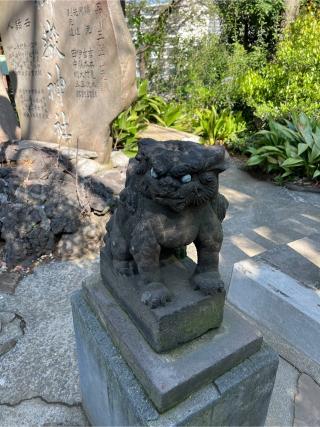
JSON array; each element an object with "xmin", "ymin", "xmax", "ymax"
[
  {"xmin": 284, "ymin": 0, "xmax": 300, "ymax": 25},
  {"xmin": 138, "ymin": 51, "xmax": 146, "ymax": 80}
]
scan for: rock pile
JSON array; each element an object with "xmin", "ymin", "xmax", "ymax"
[{"xmin": 0, "ymin": 141, "xmax": 127, "ymax": 270}]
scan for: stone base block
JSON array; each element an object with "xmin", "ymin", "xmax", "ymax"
[
  {"xmin": 228, "ymin": 258, "xmax": 320, "ymax": 377},
  {"xmin": 100, "ymin": 250, "xmax": 225, "ymax": 353},
  {"xmin": 72, "ymin": 290, "xmax": 278, "ymax": 426}
]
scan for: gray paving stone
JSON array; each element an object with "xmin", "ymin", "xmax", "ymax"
[
  {"xmin": 266, "ymin": 357, "xmax": 300, "ymax": 426},
  {"xmin": 294, "ymin": 374, "xmax": 320, "ymax": 427},
  {"xmin": 0, "ymin": 259, "xmax": 99, "ymax": 407},
  {"xmin": 258, "ymin": 242, "xmax": 320, "ymax": 290},
  {"xmin": 0, "ymin": 398, "xmax": 88, "ymax": 427},
  {"xmin": 219, "ymin": 164, "xmax": 320, "ymax": 287}
]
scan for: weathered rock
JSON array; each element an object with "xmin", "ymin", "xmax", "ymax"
[
  {"xmin": 0, "ymin": 166, "xmax": 11, "ymax": 178},
  {"xmin": 111, "ymin": 150, "xmax": 129, "ymax": 169},
  {"xmin": 70, "ymin": 158, "xmax": 103, "ymax": 178},
  {"xmin": 92, "ymin": 169, "xmax": 126, "ymax": 196},
  {"xmin": 0, "ymin": 139, "xmax": 124, "ymax": 268},
  {"xmin": 83, "ymin": 173, "xmax": 117, "ymax": 213},
  {"xmin": 56, "ymin": 216, "xmax": 106, "ymax": 260},
  {"xmin": 0, "ymin": 0, "xmax": 136, "ymax": 161},
  {"xmin": 0, "ymin": 71, "xmax": 20, "ymax": 143},
  {"xmin": 0, "ymin": 202, "xmax": 55, "ymax": 267}
]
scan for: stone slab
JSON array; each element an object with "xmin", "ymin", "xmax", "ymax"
[
  {"xmin": 0, "ymin": 0, "xmax": 136, "ymax": 161},
  {"xmin": 17, "ymin": 139, "xmax": 99, "ymax": 160},
  {"xmin": 139, "ymin": 123, "xmax": 201, "ymax": 144},
  {"xmin": 258, "ymin": 235, "xmax": 320, "ymax": 289},
  {"xmin": 83, "ymin": 271, "xmax": 262, "ymax": 413},
  {"xmin": 228, "ymin": 258, "xmax": 320, "ymax": 370},
  {"xmin": 266, "ymin": 357, "xmax": 299, "ymax": 426},
  {"xmin": 100, "ymin": 253, "xmax": 226, "ymax": 353},
  {"xmin": 72, "ymin": 290, "xmax": 278, "ymax": 426}
]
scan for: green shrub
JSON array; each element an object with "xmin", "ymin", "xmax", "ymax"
[
  {"xmin": 239, "ymin": 11, "xmax": 320, "ymax": 120},
  {"xmin": 191, "ymin": 106, "xmax": 246, "ymax": 146},
  {"xmin": 164, "ymin": 37, "xmax": 267, "ymax": 113},
  {"xmin": 247, "ymin": 113, "xmax": 320, "ymax": 181}
]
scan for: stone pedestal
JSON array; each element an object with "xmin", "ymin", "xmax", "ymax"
[{"xmin": 71, "ymin": 271, "xmax": 278, "ymax": 426}]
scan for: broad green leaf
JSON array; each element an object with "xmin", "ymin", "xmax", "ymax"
[
  {"xmin": 281, "ymin": 171, "xmax": 293, "ymax": 178},
  {"xmin": 255, "ymin": 145, "xmax": 283, "ymax": 154},
  {"xmin": 297, "ymin": 143, "xmax": 309, "ymax": 156},
  {"xmin": 247, "ymin": 155, "xmax": 264, "ymax": 166},
  {"xmin": 309, "ymin": 143, "xmax": 320, "ymax": 163},
  {"xmin": 281, "ymin": 157, "xmax": 304, "ymax": 167}
]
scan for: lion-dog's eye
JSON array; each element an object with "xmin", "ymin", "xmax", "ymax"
[
  {"xmin": 181, "ymin": 174, "xmax": 192, "ymax": 184},
  {"xmin": 150, "ymin": 168, "xmax": 158, "ymax": 179}
]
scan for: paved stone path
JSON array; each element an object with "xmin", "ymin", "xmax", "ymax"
[{"xmin": 0, "ymin": 160, "xmax": 319, "ymax": 426}]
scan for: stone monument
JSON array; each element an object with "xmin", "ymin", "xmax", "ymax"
[
  {"xmin": 0, "ymin": 0, "xmax": 136, "ymax": 162},
  {"xmin": 72, "ymin": 139, "xmax": 279, "ymax": 426}
]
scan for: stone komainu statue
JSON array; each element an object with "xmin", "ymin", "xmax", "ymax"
[{"xmin": 101, "ymin": 139, "xmax": 228, "ymax": 308}]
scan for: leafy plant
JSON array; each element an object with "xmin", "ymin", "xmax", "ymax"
[
  {"xmin": 151, "ymin": 103, "xmax": 186, "ymax": 128},
  {"xmin": 246, "ymin": 113, "xmax": 320, "ymax": 180},
  {"xmin": 112, "ymin": 81, "xmax": 187, "ymax": 155},
  {"xmin": 112, "ymin": 80, "xmax": 165, "ymax": 154},
  {"xmin": 192, "ymin": 106, "xmax": 246, "ymax": 145},
  {"xmin": 239, "ymin": 11, "xmax": 320, "ymax": 120}
]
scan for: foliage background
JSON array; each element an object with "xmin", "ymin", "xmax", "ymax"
[{"xmin": 115, "ymin": 0, "xmax": 320, "ymax": 182}]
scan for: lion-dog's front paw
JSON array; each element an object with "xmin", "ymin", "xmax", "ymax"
[
  {"xmin": 141, "ymin": 282, "xmax": 171, "ymax": 309},
  {"xmin": 192, "ymin": 271, "xmax": 225, "ymax": 295}
]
